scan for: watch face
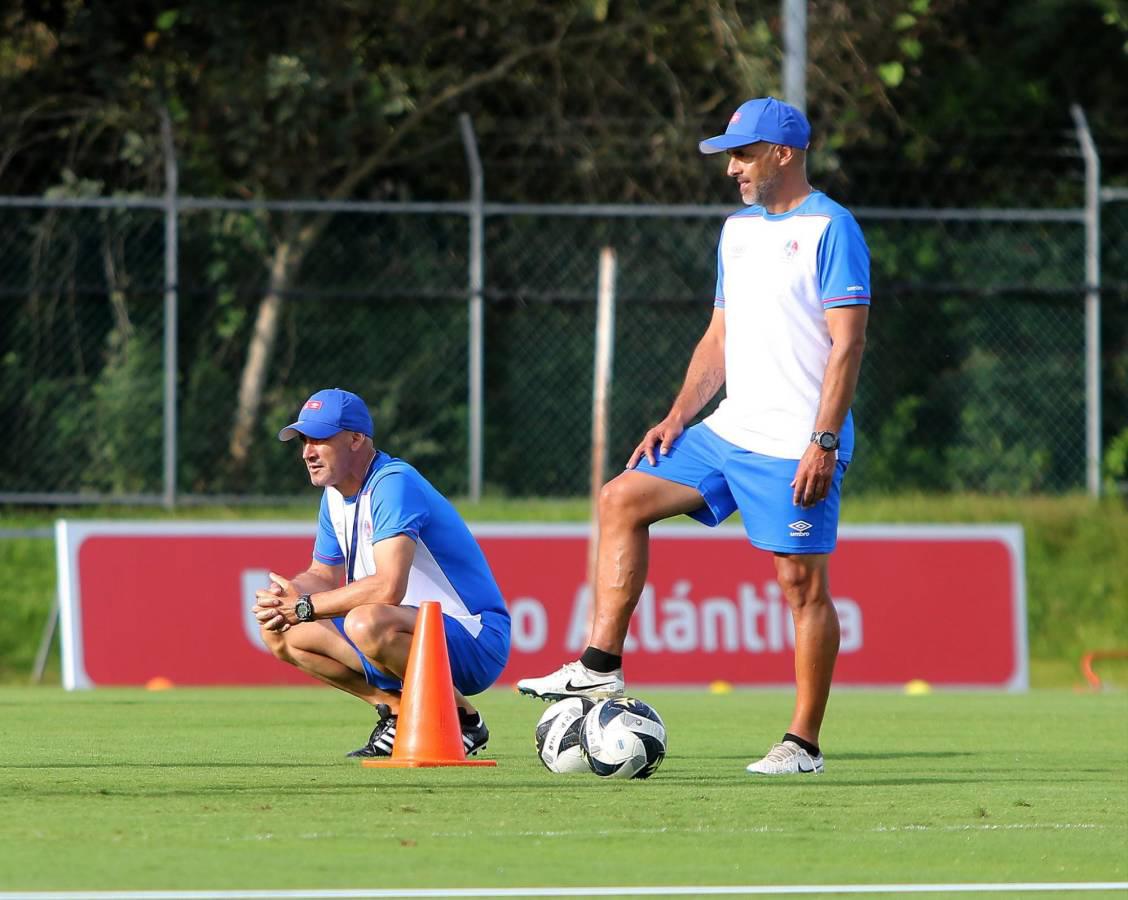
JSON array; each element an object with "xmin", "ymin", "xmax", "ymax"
[
  {"xmin": 818, "ymin": 432, "xmax": 838, "ymax": 450},
  {"xmin": 295, "ymin": 598, "xmax": 313, "ymax": 621}
]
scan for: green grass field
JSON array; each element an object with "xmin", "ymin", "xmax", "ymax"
[{"xmin": 1, "ymin": 685, "xmax": 1125, "ymax": 897}]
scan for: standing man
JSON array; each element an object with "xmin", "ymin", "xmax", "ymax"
[
  {"xmin": 518, "ymin": 97, "xmax": 870, "ymax": 776},
  {"xmin": 253, "ymin": 388, "xmax": 510, "ymax": 758}
]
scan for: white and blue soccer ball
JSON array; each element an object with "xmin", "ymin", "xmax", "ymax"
[
  {"xmin": 535, "ymin": 697, "xmax": 595, "ymax": 774},
  {"xmin": 579, "ymin": 697, "xmax": 667, "ymax": 779}
]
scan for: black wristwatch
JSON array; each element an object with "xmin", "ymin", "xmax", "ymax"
[
  {"xmin": 811, "ymin": 430, "xmax": 840, "ymax": 451},
  {"xmin": 294, "ymin": 594, "xmax": 316, "ymax": 623}
]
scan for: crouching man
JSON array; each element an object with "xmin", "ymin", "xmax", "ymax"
[{"xmin": 253, "ymin": 388, "xmax": 510, "ymax": 758}]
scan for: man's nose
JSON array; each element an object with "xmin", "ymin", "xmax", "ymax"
[{"xmin": 726, "ymin": 157, "xmax": 740, "ymax": 177}]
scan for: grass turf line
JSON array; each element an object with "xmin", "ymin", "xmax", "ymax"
[{"xmin": 0, "ymin": 686, "xmax": 1124, "ymax": 891}]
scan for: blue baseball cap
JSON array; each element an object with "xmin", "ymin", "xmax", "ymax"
[
  {"xmin": 699, "ymin": 97, "xmax": 811, "ymax": 154},
  {"xmin": 278, "ymin": 388, "xmax": 373, "ymax": 441}
]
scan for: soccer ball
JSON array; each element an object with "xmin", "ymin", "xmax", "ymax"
[
  {"xmin": 534, "ymin": 697, "xmax": 595, "ymax": 773},
  {"xmin": 579, "ymin": 697, "xmax": 667, "ymax": 779}
]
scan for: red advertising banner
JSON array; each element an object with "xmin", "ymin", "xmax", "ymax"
[{"xmin": 56, "ymin": 521, "xmax": 1027, "ymax": 691}]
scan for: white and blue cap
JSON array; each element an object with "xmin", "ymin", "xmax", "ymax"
[
  {"xmin": 278, "ymin": 388, "xmax": 373, "ymax": 441},
  {"xmin": 699, "ymin": 97, "xmax": 811, "ymax": 154}
]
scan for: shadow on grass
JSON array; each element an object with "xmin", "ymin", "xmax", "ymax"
[
  {"xmin": 705, "ymin": 751, "xmax": 974, "ymax": 762},
  {"xmin": 832, "ymin": 751, "xmax": 975, "ymax": 760},
  {"xmin": 9, "ymin": 780, "xmax": 633, "ymax": 799}
]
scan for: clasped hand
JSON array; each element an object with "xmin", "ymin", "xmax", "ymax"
[{"xmin": 252, "ymin": 572, "xmax": 298, "ymax": 632}]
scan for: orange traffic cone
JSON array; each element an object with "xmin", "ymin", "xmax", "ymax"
[{"xmin": 362, "ymin": 601, "xmax": 497, "ymax": 768}]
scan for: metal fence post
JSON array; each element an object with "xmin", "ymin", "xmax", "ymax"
[
  {"xmin": 460, "ymin": 113, "xmax": 485, "ymax": 502},
  {"xmin": 1071, "ymin": 104, "xmax": 1102, "ymax": 498},
  {"xmin": 0, "ymin": 190, "xmax": 1107, "ymax": 501},
  {"xmin": 160, "ymin": 108, "xmax": 179, "ymax": 509}
]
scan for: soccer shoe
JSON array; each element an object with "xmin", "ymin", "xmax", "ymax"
[
  {"xmin": 346, "ymin": 703, "xmax": 397, "ymax": 758},
  {"xmin": 745, "ymin": 740, "xmax": 824, "ymax": 775},
  {"xmin": 459, "ymin": 709, "xmax": 490, "ymax": 756},
  {"xmin": 516, "ymin": 660, "xmax": 625, "ymax": 701}
]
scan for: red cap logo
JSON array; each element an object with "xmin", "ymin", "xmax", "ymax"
[{"xmin": 304, "ymin": 400, "xmax": 323, "ymax": 410}]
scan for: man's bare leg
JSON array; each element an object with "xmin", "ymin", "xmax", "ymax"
[
  {"xmin": 589, "ymin": 471, "xmax": 708, "ymax": 653},
  {"xmin": 746, "ymin": 552, "xmax": 838, "ymax": 776},
  {"xmin": 260, "ymin": 620, "xmax": 400, "ymax": 708},
  {"xmin": 342, "ymin": 604, "xmax": 479, "ymax": 715},
  {"xmin": 773, "ymin": 552, "xmax": 839, "ymax": 746},
  {"xmin": 517, "ymin": 471, "xmax": 703, "ymax": 699}
]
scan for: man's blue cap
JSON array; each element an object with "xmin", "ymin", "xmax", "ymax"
[
  {"xmin": 278, "ymin": 388, "xmax": 373, "ymax": 441},
  {"xmin": 699, "ymin": 97, "xmax": 811, "ymax": 154}
]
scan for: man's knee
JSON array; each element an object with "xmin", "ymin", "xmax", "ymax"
[
  {"xmin": 774, "ymin": 556, "xmax": 830, "ymax": 610},
  {"xmin": 599, "ymin": 473, "xmax": 653, "ymax": 526},
  {"xmin": 343, "ymin": 608, "xmax": 393, "ymax": 658}
]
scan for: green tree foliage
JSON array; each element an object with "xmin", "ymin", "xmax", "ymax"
[{"xmin": 0, "ymin": 0, "xmax": 1125, "ymax": 497}]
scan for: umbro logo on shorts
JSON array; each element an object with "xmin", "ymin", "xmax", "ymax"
[{"xmin": 789, "ymin": 520, "xmax": 813, "ymax": 537}]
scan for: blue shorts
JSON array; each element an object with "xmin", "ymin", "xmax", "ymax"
[
  {"xmin": 332, "ymin": 609, "xmax": 509, "ymax": 695},
  {"xmin": 633, "ymin": 423, "xmax": 847, "ymax": 554}
]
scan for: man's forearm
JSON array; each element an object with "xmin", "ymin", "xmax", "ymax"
[
  {"xmin": 289, "ymin": 570, "xmax": 339, "ymax": 597},
  {"xmin": 305, "ymin": 574, "xmax": 404, "ymax": 618},
  {"xmin": 669, "ymin": 334, "xmax": 726, "ymax": 423},
  {"xmin": 813, "ymin": 341, "xmax": 865, "ymax": 433}
]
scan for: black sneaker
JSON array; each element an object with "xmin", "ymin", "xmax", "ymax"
[
  {"xmin": 459, "ymin": 708, "xmax": 489, "ymax": 756},
  {"xmin": 346, "ymin": 703, "xmax": 397, "ymax": 758}
]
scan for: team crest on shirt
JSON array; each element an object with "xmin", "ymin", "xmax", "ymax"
[
  {"xmin": 361, "ymin": 518, "xmax": 372, "ymax": 543},
  {"xmin": 782, "ymin": 239, "xmax": 800, "ymax": 259}
]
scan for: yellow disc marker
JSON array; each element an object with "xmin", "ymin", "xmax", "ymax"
[{"xmin": 903, "ymin": 679, "xmax": 932, "ymax": 696}]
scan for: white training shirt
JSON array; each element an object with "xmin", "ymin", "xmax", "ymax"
[
  {"xmin": 703, "ymin": 190, "xmax": 871, "ymax": 461},
  {"xmin": 313, "ymin": 452, "xmax": 508, "ymax": 638}
]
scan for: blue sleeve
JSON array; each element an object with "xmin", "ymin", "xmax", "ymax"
[
  {"xmin": 817, "ymin": 214, "xmax": 871, "ymax": 308},
  {"xmin": 313, "ymin": 493, "xmax": 344, "ymax": 564},
  {"xmin": 369, "ymin": 472, "xmax": 431, "ymax": 544},
  {"xmin": 713, "ymin": 224, "xmax": 726, "ymax": 308}
]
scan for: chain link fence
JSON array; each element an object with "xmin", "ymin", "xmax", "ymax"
[{"xmin": 0, "ymin": 183, "xmax": 1122, "ymax": 502}]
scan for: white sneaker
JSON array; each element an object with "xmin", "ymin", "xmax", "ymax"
[
  {"xmin": 745, "ymin": 740, "xmax": 824, "ymax": 775},
  {"xmin": 516, "ymin": 660, "xmax": 625, "ymax": 701}
]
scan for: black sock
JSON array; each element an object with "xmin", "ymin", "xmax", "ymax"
[
  {"xmin": 783, "ymin": 732, "xmax": 820, "ymax": 757},
  {"xmin": 458, "ymin": 708, "xmax": 481, "ymax": 726},
  {"xmin": 580, "ymin": 646, "xmax": 622, "ymax": 673}
]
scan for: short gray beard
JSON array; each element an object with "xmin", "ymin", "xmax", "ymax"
[{"xmin": 743, "ymin": 169, "xmax": 783, "ymax": 207}]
